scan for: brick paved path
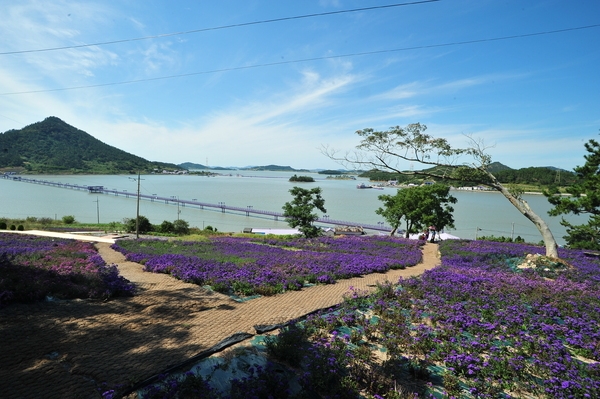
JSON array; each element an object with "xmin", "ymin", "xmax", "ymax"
[{"xmin": 0, "ymin": 242, "xmax": 440, "ymax": 399}]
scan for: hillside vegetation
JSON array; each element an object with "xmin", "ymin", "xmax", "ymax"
[
  {"xmin": 360, "ymin": 162, "xmax": 578, "ymax": 190},
  {"xmin": 0, "ymin": 117, "xmax": 183, "ymax": 174}
]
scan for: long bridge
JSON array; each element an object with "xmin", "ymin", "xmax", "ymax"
[{"xmin": 4, "ymin": 175, "xmax": 392, "ymax": 232}]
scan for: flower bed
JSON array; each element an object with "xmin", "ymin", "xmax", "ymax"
[
  {"xmin": 134, "ymin": 239, "xmax": 600, "ymax": 399},
  {"xmin": 270, "ymin": 240, "xmax": 599, "ymax": 398},
  {"xmin": 111, "ymin": 235, "xmax": 423, "ymax": 297},
  {"xmin": 0, "ymin": 233, "xmax": 135, "ymax": 306}
]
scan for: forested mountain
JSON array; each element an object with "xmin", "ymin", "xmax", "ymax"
[
  {"xmin": 493, "ymin": 166, "xmax": 578, "ymax": 186},
  {"xmin": 0, "ymin": 117, "xmax": 183, "ymax": 174},
  {"xmin": 360, "ymin": 163, "xmax": 578, "ymax": 188}
]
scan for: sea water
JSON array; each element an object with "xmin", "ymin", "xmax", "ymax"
[{"xmin": 0, "ymin": 171, "xmax": 586, "ymax": 245}]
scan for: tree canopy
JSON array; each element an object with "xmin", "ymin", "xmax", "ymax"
[
  {"xmin": 323, "ymin": 123, "xmax": 559, "ymax": 257},
  {"xmin": 376, "ymin": 184, "xmax": 456, "ymax": 238},
  {"xmin": 282, "ymin": 186, "xmax": 327, "ymax": 238},
  {"xmin": 545, "ymin": 138, "xmax": 600, "ymax": 249}
]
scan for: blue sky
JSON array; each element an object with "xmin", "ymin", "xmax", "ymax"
[{"xmin": 0, "ymin": 0, "xmax": 598, "ymax": 171}]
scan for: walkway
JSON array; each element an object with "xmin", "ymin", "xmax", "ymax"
[{"xmin": 0, "ymin": 241, "xmax": 440, "ymax": 399}]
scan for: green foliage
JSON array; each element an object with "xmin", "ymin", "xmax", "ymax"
[
  {"xmin": 288, "ymin": 174, "xmax": 315, "ymax": 182},
  {"xmin": 282, "ymin": 186, "xmax": 327, "ymax": 238},
  {"xmin": 17, "ymin": 225, "xmax": 24, "ymax": 231},
  {"xmin": 172, "ymin": 219, "xmax": 190, "ymax": 235},
  {"xmin": 495, "ymin": 166, "xmax": 578, "ymax": 186},
  {"xmin": 0, "ymin": 116, "xmax": 183, "ymax": 174},
  {"xmin": 478, "ymin": 235, "xmax": 525, "ymax": 243},
  {"xmin": 158, "ymin": 220, "xmax": 174, "ymax": 233},
  {"xmin": 546, "ymin": 138, "xmax": 600, "ymax": 249},
  {"xmin": 359, "ymin": 169, "xmax": 413, "ymax": 183},
  {"xmin": 560, "ymin": 215, "xmax": 600, "ymax": 250},
  {"xmin": 9, "ymin": 225, "xmax": 16, "ymax": 231},
  {"xmin": 0, "ymin": 222, "xmax": 6, "ymax": 229},
  {"xmin": 375, "ymin": 184, "xmax": 456, "ymax": 237},
  {"xmin": 123, "ymin": 215, "xmax": 153, "ymax": 234},
  {"xmin": 62, "ymin": 215, "xmax": 76, "ymax": 224},
  {"xmin": 271, "ymin": 330, "xmax": 327, "ymax": 388}
]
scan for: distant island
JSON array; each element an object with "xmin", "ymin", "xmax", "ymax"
[
  {"xmin": 241, "ymin": 165, "xmax": 310, "ymax": 172},
  {"xmin": 289, "ymin": 174, "xmax": 315, "ymax": 182},
  {"xmin": 178, "ymin": 162, "xmax": 233, "ymax": 171},
  {"xmin": 177, "ymin": 162, "xmax": 312, "ymax": 173}
]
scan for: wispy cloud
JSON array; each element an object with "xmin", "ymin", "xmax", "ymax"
[
  {"xmin": 84, "ymin": 69, "xmax": 361, "ymax": 166},
  {"xmin": 0, "ymin": 1, "xmax": 120, "ymax": 82}
]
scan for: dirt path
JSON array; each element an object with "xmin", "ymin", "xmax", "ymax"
[{"xmin": 0, "ymin": 242, "xmax": 440, "ymax": 399}]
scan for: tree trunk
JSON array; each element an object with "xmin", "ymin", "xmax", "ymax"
[{"xmin": 496, "ymin": 184, "xmax": 559, "ymax": 258}]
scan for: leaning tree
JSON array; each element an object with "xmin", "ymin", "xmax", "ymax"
[{"xmin": 323, "ymin": 123, "xmax": 559, "ymax": 258}]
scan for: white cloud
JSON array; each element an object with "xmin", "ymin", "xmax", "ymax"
[{"xmin": 72, "ymin": 69, "xmax": 362, "ymax": 168}]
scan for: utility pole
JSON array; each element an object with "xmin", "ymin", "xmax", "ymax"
[
  {"xmin": 129, "ymin": 172, "xmax": 143, "ymax": 239},
  {"xmin": 93, "ymin": 196, "xmax": 100, "ymax": 224},
  {"xmin": 136, "ymin": 172, "xmax": 141, "ymax": 239}
]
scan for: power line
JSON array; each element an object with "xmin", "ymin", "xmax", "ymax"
[
  {"xmin": 0, "ymin": 1, "xmax": 440, "ymax": 56},
  {"xmin": 1, "ymin": 23, "xmax": 597, "ymax": 97}
]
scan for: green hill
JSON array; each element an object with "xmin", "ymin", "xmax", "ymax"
[
  {"xmin": 179, "ymin": 162, "xmax": 209, "ymax": 170},
  {"xmin": 359, "ymin": 162, "xmax": 577, "ymax": 188},
  {"xmin": 0, "ymin": 117, "xmax": 183, "ymax": 174}
]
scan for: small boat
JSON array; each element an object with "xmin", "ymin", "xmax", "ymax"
[{"xmin": 356, "ymin": 183, "xmax": 372, "ymax": 189}]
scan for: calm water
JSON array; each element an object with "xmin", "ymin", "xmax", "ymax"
[{"xmin": 0, "ymin": 171, "xmax": 586, "ymax": 245}]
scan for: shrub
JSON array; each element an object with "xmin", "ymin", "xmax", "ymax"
[
  {"xmin": 158, "ymin": 220, "xmax": 174, "ymax": 233},
  {"xmin": 9, "ymin": 225, "xmax": 16, "ymax": 230},
  {"xmin": 38, "ymin": 217, "xmax": 54, "ymax": 226},
  {"xmin": 123, "ymin": 215, "xmax": 153, "ymax": 234},
  {"xmin": 0, "ymin": 222, "xmax": 6, "ymax": 229},
  {"xmin": 62, "ymin": 215, "xmax": 76, "ymax": 224},
  {"xmin": 17, "ymin": 225, "xmax": 24, "ymax": 231},
  {"xmin": 172, "ymin": 219, "xmax": 190, "ymax": 235}
]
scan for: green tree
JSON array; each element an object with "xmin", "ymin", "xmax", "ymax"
[
  {"xmin": 124, "ymin": 215, "xmax": 153, "ymax": 234},
  {"xmin": 159, "ymin": 220, "xmax": 174, "ymax": 233},
  {"xmin": 323, "ymin": 123, "xmax": 559, "ymax": 257},
  {"xmin": 282, "ymin": 186, "xmax": 327, "ymax": 238},
  {"xmin": 62, "ymin": 215, "xmax": 76, "ymax": 224},
  {"xmin": 376, "ymin": 184, "xmax": 456, "ymax": 237},
  {"xmin": 545, "ymin": 138, "xmax": 600, "ymax": 249},
  {"xmin": 172, "ymin": 219, "xmax": 190, "ymax": 235}
]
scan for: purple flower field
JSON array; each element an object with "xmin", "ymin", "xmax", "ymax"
[
  {"xmin": 0, "ymin": 233, "xmax": 135, "ymax": 306},
  {"xmin": 267, "ymin": 239, "xmax": 600, "ymax": 398},
  {"xmin": 111, "ymin": 235, "xmax": 423, "ymax": 297}
]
